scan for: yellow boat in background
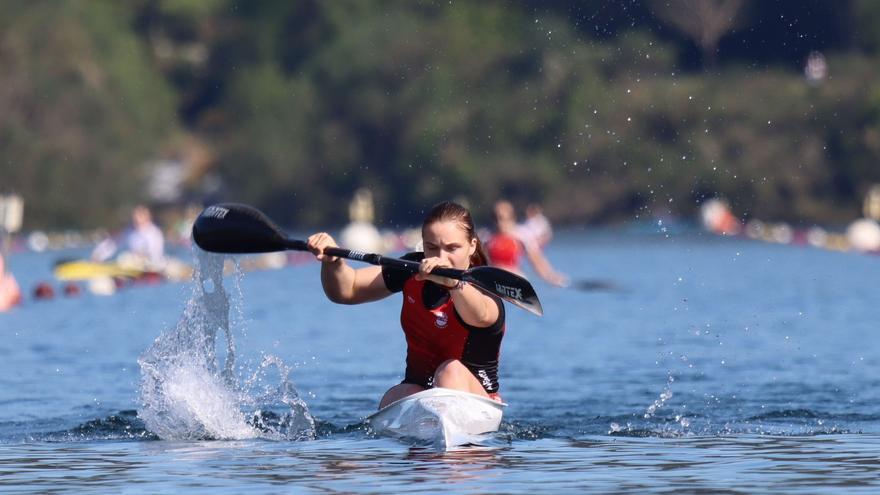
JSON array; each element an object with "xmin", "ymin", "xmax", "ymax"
[
  {"xmin": 54, "ymin": 255, "xmax": 193, "ymax": 282},
  {"xmin": 54, "ymin": 260, "xmax": 148, "ymax": 281}
]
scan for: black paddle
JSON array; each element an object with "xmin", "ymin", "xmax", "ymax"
[{"xmin": 192, "ymin": 203, "xmax": 544, "ymax": 316}]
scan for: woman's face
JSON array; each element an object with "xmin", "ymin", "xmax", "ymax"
[{"xmin": 422, "ymin": 220, "xmax": 476, "ymax": 269}]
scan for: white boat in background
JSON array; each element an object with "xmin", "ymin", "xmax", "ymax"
[{"xmin": 366, "ymin": 388, "xmax": 506, "ymax": 449}]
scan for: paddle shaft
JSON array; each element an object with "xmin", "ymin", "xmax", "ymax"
[
  {"xmin": 281, "ymin": 239, "xmax": 462, "ymax": 279},
  {"xmin": 192, "ymin": 203, "xmax": 543, "ymax": 315}
]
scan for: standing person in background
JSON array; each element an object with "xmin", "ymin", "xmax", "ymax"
[
  {"xmin": 522, "ymin": 203, "xmax": 553, "ymax": 248},
  {"xmin": 0, "ymin": 253, "xmax": 22, "ymax": 312},
  {"xmin": 126, "ymin": 205, "xmax": 165, "ymax": 266},
  {"xmin": 486, "ymin": 200, "xmax": 567, "ymax": 287}
]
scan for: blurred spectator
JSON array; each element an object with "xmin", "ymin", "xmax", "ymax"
[
  {"xmin": 804, "ymin": 51, "xmax": 827, "ymax": 85},
  {"xmin": 521, "ymin": 203, "xmax": 554, "ymax": 248},
  {"xmin": 127, "ymin": 205, "xmax": 165, "ymax": 266},
  {"xmin": 92, "ymin": 205, "xmax": 166, "ymax": 268},
  {"xmin": 864, "ymin": 184, "xmax": 880, "ymax": 221},
  {"xmin": 0, "ymin": 253, "xmax": 22, "ymax": 311},
  {"xmin": 486, "ymin": 200, "xmax": 568, "ymax": 287},
  {"xmin": 846, "ymin": 218, "xmax": 880, "ymax": 253},
  {"xmin": 700, "ymin": 198, "xmax": 741, "ymax": 235}
]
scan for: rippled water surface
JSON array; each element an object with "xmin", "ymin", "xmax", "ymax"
[{"xmin": 2, "ymin": 230, "xmax": 879, "ymax": 493}]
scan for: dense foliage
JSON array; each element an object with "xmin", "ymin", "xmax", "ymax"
[{"xmin": 2, "ymin": 0, "xmax": 880, "ymax": 229}]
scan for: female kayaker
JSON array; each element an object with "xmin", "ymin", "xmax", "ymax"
[
  {"xmin": 486, "ymin": 200, "xmax": 568, "ymax": 287},
  {"xmin": 307, "ymin": 201, "xmax": 505, "ymax": 408}
]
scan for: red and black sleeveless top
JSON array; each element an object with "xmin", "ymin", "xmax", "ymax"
[{"xmin": 382, "ymin": 253, "xmax": 505, "ymax": 393}]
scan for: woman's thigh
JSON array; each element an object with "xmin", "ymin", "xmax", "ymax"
[
  {"xmin": 378, "ymin": 382, "xmax": 425, "ymax": 409},
  {"xmin": 433, "ymin": 359, "xmax": 490, "ymax": 397}
]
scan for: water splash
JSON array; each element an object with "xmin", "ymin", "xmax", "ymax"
[
  {"xmin": 644, "ymin": 375, "xmax": 674, "ymax": 419},
  {"xmin": 137, "ymin": 251, "xmax": 315, "ymax": 441}
]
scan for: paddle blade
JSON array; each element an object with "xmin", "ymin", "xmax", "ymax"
[
  {"xmin": 192, "ymin": 203, "xmax": 299, "ymax": 254},
  {"xmin": 463, "ymin": 266, "xmax": 544, "ymax": 316}
]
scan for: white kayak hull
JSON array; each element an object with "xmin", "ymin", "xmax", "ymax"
[{"xmin": 366, "ymin": 388, "xmax": 506, "ymax": 448}]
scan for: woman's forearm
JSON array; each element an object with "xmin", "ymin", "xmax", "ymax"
[
  {"xmin": 450, "ymin": 283, "xmax": 498, "ymax": 327},
  {"xmin": 320, "ymin": 259, "xmax": 357, "ymax": 303}
]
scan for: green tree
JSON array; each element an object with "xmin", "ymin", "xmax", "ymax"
[{"xmin": 0, "ymin": 0, "xmax": 179, "ymax": 229}]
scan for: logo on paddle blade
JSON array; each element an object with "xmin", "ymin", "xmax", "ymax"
[
  {"xmin": 203, "ymin": 206, "xmax": 229, "ymax": 219},
  {"xmin": 494, "ymin": 283, "xmax": 523, "ymax": 301}
]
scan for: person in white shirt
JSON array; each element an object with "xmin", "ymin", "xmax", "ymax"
[
  {"xmin": 521, "ymin": 203, "xmax": 553, "ymax": 248},
  {"xmin": 126, "ymin": 205, "xmax": 165, "ymax": 267}
]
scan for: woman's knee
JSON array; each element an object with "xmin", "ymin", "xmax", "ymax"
[{"xmin": 434, "ymin": 359, "xmax": 469, "ymax": 384}]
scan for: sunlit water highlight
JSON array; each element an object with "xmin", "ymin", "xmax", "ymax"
[{"xmin": 1, "ymin": 230, "xmax": 879, "ymax": 492}]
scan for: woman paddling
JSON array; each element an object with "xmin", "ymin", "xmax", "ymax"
[{"xmin": 307, "ymin": 201, "xmax": 505, "ymax": 408}]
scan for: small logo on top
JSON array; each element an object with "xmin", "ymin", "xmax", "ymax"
[{"xmin": 433, "ymin": 311, "xmax": 448, "ymax": 328}]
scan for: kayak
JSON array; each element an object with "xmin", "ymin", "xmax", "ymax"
[
  {"xmin": 365, "ymin": 388, "xmax": 506, "ymax": 448},
  {"xmin": 54, "ymin": 260, "xmax": 148, "ymax": 281},
  {"xmin": 53, "ymin": 257, "xmax": 193, "ymax": 282}
]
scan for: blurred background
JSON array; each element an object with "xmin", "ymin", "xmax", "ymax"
[{"xmin": 2, "ymin": 0, "xmax": 880, "ymax": 238}]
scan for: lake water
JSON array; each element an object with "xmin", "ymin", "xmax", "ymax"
[{"xmin": 2, "ymin": 228, "xmax": 879, "ymax": 493}]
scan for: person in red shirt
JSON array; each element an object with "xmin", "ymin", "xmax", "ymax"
[
  {"xmin": 307, "ymin": 201, "xmax": 505, "ymax": 408},
  {"xmin": 486, "ymin": 200, "xmax": 567, "ymax": 287}
]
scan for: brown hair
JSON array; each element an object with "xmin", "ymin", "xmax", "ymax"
[{"xmin": 422, "ymin": 201, "xmax": 488, "ymax": 267}]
